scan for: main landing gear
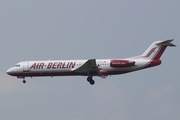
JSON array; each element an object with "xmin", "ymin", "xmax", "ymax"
[{"xmin": 87, "ymin": 76, "xmax": 95, "ymax": 85}]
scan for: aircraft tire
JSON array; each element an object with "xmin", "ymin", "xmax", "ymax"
[
  {"xmin": 87, "ymin": 77, "xmax": 95, "ymax": 85},
  {"xmin": 87, "ymin": 77, "xmax": 91, "ymax": 82},
  {"xmin": 89, "ymin": 80, "xmax": 95, "ymax": 85},
  {"xmin": 23, "ymin": 80, "xmax": 26, "ymax": 84}
]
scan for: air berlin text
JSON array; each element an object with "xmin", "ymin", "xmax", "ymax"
[{"xmin": 30, "ymin": 62, "xmax": 76, "ymax": 69}]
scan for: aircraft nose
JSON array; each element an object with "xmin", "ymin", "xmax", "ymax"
[{"xmin": 6, "ymin": 68, "xmax": 14, "ymax": 75}]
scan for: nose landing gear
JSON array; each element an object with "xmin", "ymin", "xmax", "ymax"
[
  {"xmin": 23, "ymin": 79, "xmax": 26, "ymax": 84},
  {"xmin": 17, "ymin": 76, "xmax": 26, "ymax": 84}
]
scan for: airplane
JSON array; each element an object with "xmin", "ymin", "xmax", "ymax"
[{"xmin": 7, "ymin": 39, "xmax": 176, "ymax": 85}]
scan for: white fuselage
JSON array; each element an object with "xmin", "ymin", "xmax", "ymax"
[
  {"xmin": 6, "ymin": 39, "xmax": 175, "ymax": 85},
  {"xmin": 7, "ymin": 58, "xmax": 152, "ymax": 77}
]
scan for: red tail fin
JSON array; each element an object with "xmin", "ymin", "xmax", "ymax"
[{"xmin": 141, "ymin": 39, "xmax": 175, "ymax": 60}]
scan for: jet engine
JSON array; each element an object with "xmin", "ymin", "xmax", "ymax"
[{"xmin": 110, "ymin": 60, "xmax": 135, "ymax": 68}]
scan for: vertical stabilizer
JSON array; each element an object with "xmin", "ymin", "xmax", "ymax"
[{"xmin": 141, "ymin": 39, "xmax": 175, "ymax": 60}]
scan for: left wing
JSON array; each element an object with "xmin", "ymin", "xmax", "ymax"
[{"xmin": 73, "ymin": 59, "xmax": 101, "ymax": 76}]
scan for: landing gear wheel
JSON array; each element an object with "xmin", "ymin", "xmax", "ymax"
[
  {"xmin": 23, "ymin": 80, "xmax": 26, "ymax": 84},
  {"xmin": 87, "ymin": 77, "xmax": 91, "ymax": 82},
  {"xmin": 89, "ymin": 80, "xmax": 95, "ymax": 85},
  {"xmin": 87, "ymin": 76, "xmax": 95, "ymax": 85}
]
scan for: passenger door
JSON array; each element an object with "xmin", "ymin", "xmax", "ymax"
[{"xmin": 23, "ymin": 61, "xmax": 29, "ymax": 72}]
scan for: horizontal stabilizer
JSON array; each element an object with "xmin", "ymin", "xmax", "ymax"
[{"xmin": 156, "ymin": 39, "xmax": 176, "ymax": 47}]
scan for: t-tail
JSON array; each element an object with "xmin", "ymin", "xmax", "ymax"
[{"xmin": 140, "ymin": 39, "xmax": 176, "ymax": 68}]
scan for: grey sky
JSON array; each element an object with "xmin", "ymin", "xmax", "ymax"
[{"xmin": 0, "ymin": 0, "xmax": 179, "ymax": 120}]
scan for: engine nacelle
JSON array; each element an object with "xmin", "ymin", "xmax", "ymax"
[{"xmin": 110, "ymin": 60, "xmax": 135, "ymax": 68}]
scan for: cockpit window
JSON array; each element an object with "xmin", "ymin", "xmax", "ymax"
[{"xmin": 15, "ymin": 64, "xmax": 20, "ymax": 67}]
